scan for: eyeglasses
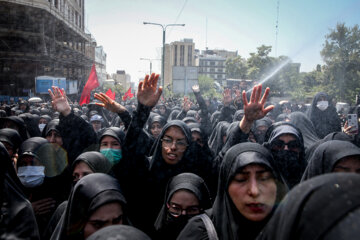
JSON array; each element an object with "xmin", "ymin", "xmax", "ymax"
[
  {"xmin": 271, "ymin": 139, "xmax": 301, "ymax": 152},
  {"xmin": 167, "ymin": 202, "xmax": 202, "ymax": 217},
  {"xmin": 161, "ymin": 137, "xmax": 188, "ymax": 151}
]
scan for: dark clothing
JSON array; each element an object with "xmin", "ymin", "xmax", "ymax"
[
  {"xmin": 306, "ymin": 92, "xmax": 341, "ymax": 138},
  {"xmin": 208, "ymin": 121, "xmax": 230, "ymax": 157},
  {"xmin": 113, "ymin": 103, "xmax": 217, "ymax": 236},
  {"xmin": 50, "ymin": 173, "xmax": 128, "ymax": 240},
  {"xmin": 154, "ymin": 173, "xmax": 212, "ymax": 239},
  {"xmin": 257, "ymin": 173, "xmax": 360, "ymax": 240},
  {"xmin": 288, "ymin": 111, "xmax": 319, "ymax": 152},
  {"xmin": 301, "ymin": 140, "xmax": 360, "ymax": 181},
  {"xmin": 178, "ymin": 142, "xmax": 286, "ymax": 240},
  {"xmin": 86, "ymin": 225, "xmax": 151, "ymax": 240},
  {"xmin": 0, "ymin": 142, "xmax": 40, "ymax": 239}
]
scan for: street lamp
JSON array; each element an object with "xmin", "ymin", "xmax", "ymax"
[
  {"xmin": 140, "ymin": 58, "xmax": 161, "ymax": 75},
  {"xmin": 143, "ymin": 22, "xmax": 185, "ymax": 88}
]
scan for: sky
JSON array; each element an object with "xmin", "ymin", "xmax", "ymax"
[{"xmin": 85, "ymin": 0, "xmax": 360, "ymax": 84}]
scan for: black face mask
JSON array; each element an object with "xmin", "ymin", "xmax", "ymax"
[
  {"xmin": 162, "ymin": 212, "xmax": 191, "ymax": 236},
  {"xmin": 272, "ymin": 150, "xmax": 303, "ymax": 188}
]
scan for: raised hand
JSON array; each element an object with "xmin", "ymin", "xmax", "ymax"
[
  {"xmin": 183, "ymin": 96, "xmax": 192, "ymax": 112},
  {"xmin": 137, "ymin": 73, "xmax": 162, "ymax": 107},
  {"xmin": 192, "ymin": 85, "xmax": 200, "ymax": 93},
  {"xmin": 94, "ymin": 92, "xmax": 126, "ymax": 114},
  {"xmin": 240, "ymin": 84, "xmax": 274, "ymax": 133},
  {"xmin": 343, "ymin": 121, "xmax": 358, "ymax": 135},
  {"xmin": 48, "ymin": 86, "xmax": 71, "ymax": 116},
  {"xmin": 223, "ymin": 88, "xmax": 232, "ymax": 106}
]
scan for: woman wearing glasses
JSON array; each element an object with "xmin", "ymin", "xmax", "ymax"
[
  {"xmin": 154, "ymin": 173, "xmax": 212, "ymax": 239},
  {"xmin": 98, "ymin": 74, "xmax": 216, "ymax": 237}
]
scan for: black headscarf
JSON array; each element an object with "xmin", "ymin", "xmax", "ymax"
[
  {"xmin": 306, "ymin": 92, "xmax": 341, "ymax": 138},
  {"xmin": 233, "ymin": 109, "xmax": 245, "ymax": 122},
  {"xmin": 50, "ymin": 173, "xmax": 128, "ymax": 240},
  {"xmin": 264, "ymin": 122, "xmax": 306, "ymax": 189},
  {"xmin": 301, "ymin": 140, "xmax": 360, "ymax": 181},
  {"xmin": 0, "ymin": 116, "xmax": 29, "ymax": 140},
  {"xmin": 0, "ymin": 128, "xmax": 23, "ymax": 152},
  {"xmin": 212, "ymin": 142, "xmax": 286, "ymax": 240},
  {"xmin": 154, "ymin": 173, "xmax": 212, "ymax": 239},
  {"xmin": 86, "ymin": 225, "xmax": 151, "ymax": 240},
  {"xmin": 208, "ymin": 121, "xmax": 230, "ymax": 156},
  {"xmin": 251, "ymin": 117, "xmax": 273, "ymax": 144},
  {"xmin": 146, "ymin": 114, "xmax": 167, "ymax": 136},
  {"xmin": 289, "ymin": 111, "xmax": 319, "ymax": 151},
  {"xmin": 42, "ymin": 119, "xmax": 60, "ymax": 138},
  {"xmin": 99, "ymin": 127, "xmax": 125, "ymax": 147},
  {"xmin": 19, "ymin": 113, "xmax": 41, "ymax": 137},
  {"xmin": 257, "ymin": 173, "xmax": 360, "ymax": 240},
  {"xmin": 72, "ymin": 151, "xmax": 113, "ymax": 175},
  {"xmin": 178, "ymin": 142, "xmax": 286, "ymax": 240},
  {"xmin": 0, "ymin": 142, "xmax": 41, "ymax": 239},
  {"xmin": 168, "ymin": 109, "xmax": 180, "ymax": 122}
]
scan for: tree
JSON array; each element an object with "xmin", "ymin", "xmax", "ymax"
[
  {"xmin": 225, "ymin": 56, "xmax": 248, "ymax": 79},
  {"xmin": 198, "ymin": 75, "xmax": 222, "ymax": 98},
  {"xmin": 320, "ymin": 23, "xmax": 360, "ymax": 103}
]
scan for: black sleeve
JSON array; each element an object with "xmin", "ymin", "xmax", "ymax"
[
  {"xmin": 58, "ymin": 112, "xmax": 98, "ymax": 165},
  {"xmin": 177, "ymin": 216, "xmax": 209, "ymax": 240},
  {"xmin": 194, "ymin": 92, "xmax": 212, "ymax": 140},
  {"xmin": 117, "ymin": 110, "xmax": 132, "ymax": 130},
  {"xmin": 218, "ymin": 105, "xmax": 235, "ymax": 123}
]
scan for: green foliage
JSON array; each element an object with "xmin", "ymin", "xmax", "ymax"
[
  {"xmin": 198, "ymin": 75, "xmax": 222, "ymax": 99},
  {"xmin": 225, "ymin": 56, "xmax": 248, "ymax": 79}
]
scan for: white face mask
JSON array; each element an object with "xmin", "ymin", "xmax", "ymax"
[
  {"xmin": 17, "ymin": 166, "xmax": 45, "ymax": 188},
  {"xmin": 38, "ymin": 123, "xmax": 46, "ymax": 132},
  {"xmin": 316, "ymin": 101, "xmax": 329, "ymax": 111}
]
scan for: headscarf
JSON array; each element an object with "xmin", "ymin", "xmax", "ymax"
[
  {"xmin": 167, "ymin": 109, "xmax": 180, "ymax": 122},
  {"xmin": 289, "ymin": 111, "xmax": 319, "ymax": 151},
  {"xmin": 72, "ymin": 151, "xmax": 113, "ymax": 175},
  {"xmin": 99, "ymin": 127, "xmax": 125, "ymax": 147},
  {"xmin": 0, "ymin": 142, "xmax": 40, "ymax": 239},
  {"xmin": 50, "ymin": 173, "xmax": 128, "ymax": 240},
  {"xmin": 264, "ymin": 122, "xmax": 306, "ymax": 189},
  {"xmin": 211, "ymin": 142, "xmax": 286, "ymax": 240},
  {"xmin": 251, "ymin": 117, "xmax": 273, "ymax": 144},
  {"xmin": 42, "ymin": 119, "xmax": 60, "ymax": 138},
  {"xmin": 306, "ymin": 92, "xmax": 341, "ymax": 138},
  {"xmin": 257, "ymin": 173, "xmax": 360, "ymax": 240},
  {"xmin": 146, "ymin": 114, "xmax": 167, "ymax": 136},
  {"xmin": 86, "ymin": 225, "xmax": 151, "ymax": 240},
  {"xmin": 301, "ymin": 140, "xmax": 360, "ymax": 181},
  {"xmin": 208, "ymin": 121, "xmax": 230, "ymax": 156},
  {"xmin": 0, "ymin": 128, "xmax": 23, "ymax": 152},
  {"xmin": 154, "ymin": 173, "xmax": 212, "ymax": 239},
  {"xmin": 0, "ymin": 116, "xmax": 29, "ymax": 140},
  {"xmin": 233, "ymin": 110, "xmax": 245, "ymax": 122},
  {"xmin": 19, "ymin": 113, "xmax": 41, "ymax": 137}
]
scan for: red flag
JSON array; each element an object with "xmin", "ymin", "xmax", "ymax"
[
  {"xmin": 122, "ymin": 87, "xmax": 134, "ymax": 101},
  {"xmin": 105, "ymin": 88, "xmax": 115, "ymax": 100},
  {"xmin": 79, "ymin": 64, "xmax": 99, "ymax": 106}
]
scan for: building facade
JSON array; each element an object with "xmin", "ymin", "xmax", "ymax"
[
  {"xmin": 196, "ymin": 54, "xmax": 227, "ymax": 85},
  {"xmin": 164, "ymin": 38, "xmax": 196, "ymax": 92},
  {"xmin": 112, "ymin": 70, "xmax": 131, "ymax": 91},
  {"xmin": 95, "ymin": 46, "xmax": 107, "ymax": 86},
  {"xmin": 0, "ymin": 0, "xmax": 93, "ymax": 98}
]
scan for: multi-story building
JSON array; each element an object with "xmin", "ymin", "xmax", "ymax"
[
  {"xmin": 0, "ymin": 0, "xmax": 93, "ymax": 98},
  {"xmin": 164, "ymin": 38, "xmax": 195, "ymax": 91},
  {"xmin": 112, "ymin": 70, "xmax": 131, "ymax": 91},
  {"xmin": 95, "ymin": 46, "xmax": 107, "ymax": 86},
  {"xmin": 196, "ymin": 54, "xmax": 227, "ymax": 86}
]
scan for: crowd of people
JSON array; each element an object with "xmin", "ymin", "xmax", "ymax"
[{"xmin": 0, "ymin": 73, "xmax": 359, "ymax": 240}]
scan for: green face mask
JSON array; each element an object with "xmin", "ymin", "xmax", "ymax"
[{"xmin": 100, "ymin": 148, "xmax": 122, "ymax": 165}]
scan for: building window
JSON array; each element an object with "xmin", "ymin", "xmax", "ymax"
[
  {"xmin": 210, "ymin": 61, "xmax": 215, "ymax": 66},
  {"xmin": 180, "ymin": 45, "xmax": 185, "ymax": 66},
  {"xmin": 187, "ymin": 45, "xmax": 192, "ymax": 66},
  {"xmin": 210, "ymin": 68, "xmax": 215, "ymax": 73},
  {"xmin": 174, "ymin": 45, "xmax": 177, "ymax": 66}
]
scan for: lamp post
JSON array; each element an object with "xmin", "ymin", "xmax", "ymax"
[
  {"xmin": 140, "ymin": 58, "xmax": 161, "ymax": 75},
  {"xmin": 143, "ymin": 22, "xmax": 185, "ymax": 88}
]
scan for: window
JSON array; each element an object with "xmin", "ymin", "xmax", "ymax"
[
  {"xmin": 180, "ymin": 45, "xmax": 185, "ymax": 66},
  {"xmin": 174, "ymin": 45, "xmax": 177, "ymax": 66},
  {"xmin": 187, "ymin": 45, "xmax": 192, "ymax": 66}
]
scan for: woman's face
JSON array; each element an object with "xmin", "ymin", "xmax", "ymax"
[
  {"xmin": 100, "ymin": 136, "xmax": 121, "ymax": 150},
  {"xmin": 168, "ymin": 190, "xmax": 201, "ymax": 217},
  {"xmin": 228, "ymin": 164, "xmax": 277, "ymax": 222},
  {"xmin": 161, "ymin": 126, "xmax": 188, "ymax": 165},
  {"xmin": 83, "ymin": 202, "xmax": 123, "ymax": 239},
  {"xmin": 151, "ymin": 122, "xmax": 162, "ymax": 138},
  {"xmin": 72, "ymin": 161, "xmax": 94, "ymax": 183},
  {"xmin": 333, "ymin": 156, "xmax": 360, "ymax": 173}
]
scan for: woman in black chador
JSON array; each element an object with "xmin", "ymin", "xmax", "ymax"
[
  {"xmin": 154, "ymin": 173, "xmax": 212, "ymax": 239},
  {"xmin": 178, "ymin": 142, "xmax": 287, "ymax": 240},
  {"xmin": 306, "ymin": 92, "xmax": 341, "ymax": 139},
  {"xmin": 257, "ymin": 173, "xmax": 360, "ymax": 240}
]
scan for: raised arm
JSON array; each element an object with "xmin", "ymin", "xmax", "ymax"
[{"xmin": 239, "ymin": 84, "xmax": 274, "ymax": 133}]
